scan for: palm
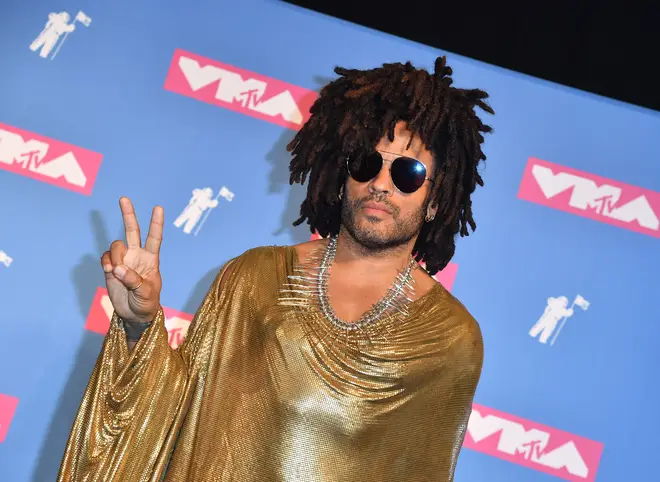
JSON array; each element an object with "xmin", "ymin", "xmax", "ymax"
[
  {"xmin": 104, "ymin": 197, "xmax": 164, "ymax": 324},
  {"xmin": 107, "ymin": 247, "xmax": 161, "ymax": 320}
]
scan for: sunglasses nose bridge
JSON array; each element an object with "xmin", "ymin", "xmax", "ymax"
[{"xmin": 368, "ymin": 157, "xmax": 395, "ymax": 192}]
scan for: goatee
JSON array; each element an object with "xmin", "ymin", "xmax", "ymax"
[{"xmin": 340, "ymin": 194, "xmax": 426, "ymax": 253}]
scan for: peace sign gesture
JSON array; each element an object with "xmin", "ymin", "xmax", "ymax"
[{"xmin": 101, "ymin": 197, "xmax": 164, "ymax": 324}]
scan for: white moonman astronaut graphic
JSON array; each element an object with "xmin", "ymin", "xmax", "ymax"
[
  {"xmin": 529, "ymin": 294, "xmax": 590, "ymax": 345},
  {"xmin": 0, "ymin": 251, "xmax": 13, "ymax": 268},
  {"xmin": 174, "ymin": 186, "xmax": 234, "ymax": 235},
  {"xmin": 30, "ymin": 11, "xmax": 91, "ymax": 59}
]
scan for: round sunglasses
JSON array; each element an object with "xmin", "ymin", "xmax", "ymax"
[{"xmin": 346, "ymin": 150, "xmax": 434, "ymax": 194}]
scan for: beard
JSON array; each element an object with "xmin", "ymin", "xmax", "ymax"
[{"xmin": 340, "ymin": 193, "xmax": 427, "ymax": 253}]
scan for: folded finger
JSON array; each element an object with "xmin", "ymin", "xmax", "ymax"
[
  {"xmin": 109, "ymin": 240, "xmax": 127, "ymax": 267},
  {"xmin": 113, "ymin": 264, "xmax": 144, "ymax": 292},
  {"xmin": 101, "ymin": 251, "xmax": 113, "ymax": 275}
]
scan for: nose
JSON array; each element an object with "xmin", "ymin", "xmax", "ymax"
[{"xmin": 368, "ymin": 159, "xmax": 393, "ymax": 196}]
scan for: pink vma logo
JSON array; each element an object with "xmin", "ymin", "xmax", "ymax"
[
  {"xmin": 164, "ymin": 48, "xmax": 318, "ymax": 130},
  {"xmin": 518, "ymin": 158, "xmax": 660, "ymax": 237},
  {"xmin": 465, "ymin": 404, "xmax": 604, "ymax": 481},
  {"xmin": 0, "ymin": 123, "xmax": 103, "ymax": 195},
  {"xmin": 0, "ymin": 394, "xmax": 19, "ymax": 443}
]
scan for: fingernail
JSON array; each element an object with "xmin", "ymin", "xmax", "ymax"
[
  {"xmin": 103, "ymin": 264, "xmax": 112, "ymax": 273},
  {"xmin": 114, "ymin": 265, "xmax": 126, "ymax": 279}
]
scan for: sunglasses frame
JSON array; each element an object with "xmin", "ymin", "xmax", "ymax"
[{"xmin": 345, "ymin": 150, "xmax": 435, "ymax": 194}]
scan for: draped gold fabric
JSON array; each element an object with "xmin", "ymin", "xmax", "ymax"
[{"xmin": 58, "ymin": 245, "xmax": 484, "ymax": 481}]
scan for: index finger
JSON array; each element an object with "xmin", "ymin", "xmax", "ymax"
[
  {"xmin": 119, "ymin": 197, "xmax": 142, "ymax": 248},
  {"xmin": 144, "ymin": 205, "xmax": 164, "ymax": 255}
]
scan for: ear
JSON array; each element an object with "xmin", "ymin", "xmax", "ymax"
[
  {"xmin": 427, "ymin": 202, "xmax": 438, "ymax": 218},
  {"xmin": 425, "ymin": 200, "xmax": 438, "ymax": 222}
]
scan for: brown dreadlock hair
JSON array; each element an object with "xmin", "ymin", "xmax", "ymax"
[{"xmin": 286, "ymin": 56, "xmax": 494, "ymax": 275}]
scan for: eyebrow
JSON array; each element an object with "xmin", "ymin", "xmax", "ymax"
[
  {"xmin": 377, "ymin": 149, "xmax": 427, "ymax": 164},
  {"xmin": 376, "ymin": 149, "xmax": 434, "ymax": 175}
]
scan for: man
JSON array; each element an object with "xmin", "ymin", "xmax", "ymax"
[{"xmin": 58, "ymin": 56, "xmax": 494, "ymax": 481}]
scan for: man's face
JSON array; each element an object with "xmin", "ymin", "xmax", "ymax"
[{"xmin": 340, "ymin": 121, "xmax": 436, "ymax": 252}]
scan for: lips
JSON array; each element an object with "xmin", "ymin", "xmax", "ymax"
[{"xmin": 362, "ymin": 202, "xmax": 392, "ymax": 214}]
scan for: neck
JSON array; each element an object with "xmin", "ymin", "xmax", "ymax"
[{"xmin": 333, "ymin": 229, "xmax": 415, "ymax": 276}]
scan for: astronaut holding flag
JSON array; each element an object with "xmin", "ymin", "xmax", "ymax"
[
  {"xmin": 30, "ymin": 10, "xmax": 92, "ymax": 60},
  {"xmin": 173, "ymin": 186, "xmax": 235, "ymax": 236},
  {"xmin": 529, "ymin": 294, "xmax": 590, "ymax": 345}
]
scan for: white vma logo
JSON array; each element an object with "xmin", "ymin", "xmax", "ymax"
[
  {"xmin": 0, "ymin": 128, "xmax": 87, "ymax": 187},
  {"xmin": 468, "ymin": 409, "xmax": 590, "ymax": 478},
  {"xmin": 29, "ymin": 10, "xmax": 92, "ymax": 60},
  {"xmin": 532, "ymin": 164, "xmax": 659, "ymax": 230},
  {"xmin": 178, "ymin": 57, "xmax": 304, "ymax": 124}
]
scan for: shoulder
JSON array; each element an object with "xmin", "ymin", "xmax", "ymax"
[
  {"xmin": 234, "ymin": 244, "xmax": 286, "ymax": 262},
  {"xmin": 428, "ymin": 287, "xmax": 484, "ymax": 368},
  {"xmin": 223, "ymin": 244, "xmax": 290, "ymax": 275},
  {"xmin": 232, "ymin": 238, "xmax": 329, "ymax": 276},
  {"xmin": 218, "ymin": 242, "xmax": 321, "ymax": 282},
  {"xmin": 292, "ymin": 237, "xmax": 328, "ymax": 260},
  {"xmin": 210, "ymin": 244, "xmax": 293, "ymax": 303},
  {"xmin": 448, "ymin": 292, "xmax": 482, "ymax": 343}
]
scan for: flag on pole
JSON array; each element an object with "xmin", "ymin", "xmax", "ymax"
[
  {"xmin": 574, "ymin": 295, "xmax": 590, "ymax": 310},
  {"xmin": 0, "ymin": 251, "xmax": 13, "ymax": 267},
  {"xmin": 75, "ymin": 11, "xmax": 92, "ymax": 27},
  {"xmin": 218, "ymin": 186, "xmax": 235, "ymax": 201}
]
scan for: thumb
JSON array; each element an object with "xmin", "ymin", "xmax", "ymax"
[{"xmin": 113, "ymin": 264, "xmax": 144, "ymax": 291}]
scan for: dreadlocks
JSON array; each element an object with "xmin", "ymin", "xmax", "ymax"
[{"xmin": 286, "ymin": 56, "xmax": 494, "ymax": 275}]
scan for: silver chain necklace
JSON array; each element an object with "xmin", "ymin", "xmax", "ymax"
[{"xmin": 316, "ymin": 236, "xmax": 417, "ymax": 330}]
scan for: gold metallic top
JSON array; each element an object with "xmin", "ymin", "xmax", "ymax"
[{"xmin": 58, "ymin": 245, "xmax": 483, "ymax": 481}]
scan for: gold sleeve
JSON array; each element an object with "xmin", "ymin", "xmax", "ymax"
[
  {"xmin": 443, "ymin": 321, "xmax": 485, "ymax": 481},
  {"xmin": 57, "ymin": 258, "xmax": 238, "ymax": 482}
]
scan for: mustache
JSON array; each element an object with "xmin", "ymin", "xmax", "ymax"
[{"xmin": 353, "ymin": 194, "xmax": 398, "ymax": 215}]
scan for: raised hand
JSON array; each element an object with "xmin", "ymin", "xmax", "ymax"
[{"xmin": 101, "ymin": 197, "xmax": 164, "ymax": 324}]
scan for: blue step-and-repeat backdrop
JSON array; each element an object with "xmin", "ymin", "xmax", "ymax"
[{"xmin": 1, "ymin": 0, "xmax": 659, "ymax": 480}]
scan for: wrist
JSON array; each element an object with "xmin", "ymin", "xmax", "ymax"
[
  {"xmin": 120, "ymin": 307, "xmax": 159, "ymax": 326},
  {"xmin": 122, "ymin": 317, "xmax": 153, "ymax": 342},
  {"xmin": 122, "ymin": 314, "xmax": 154, "ymax": 324}
]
